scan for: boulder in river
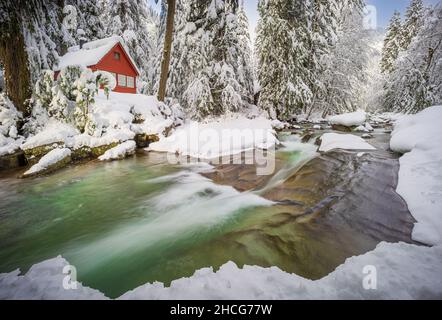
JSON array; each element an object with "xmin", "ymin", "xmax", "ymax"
[
  {"xmin": 22, "ymin": 148, "xmax": 72, "ymax": 178},
  {"xmin": 0, "ymin": 150, "xmax": 26, "ymax": 170},
  {"xmin": 331, "ymin": 124, "xmax": 353, "ymax": 132},
  {"xmin": 22, "ymin": 142, "xmax": 64, "ymax": 166}
]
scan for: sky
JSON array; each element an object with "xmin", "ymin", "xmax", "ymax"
[{"xmin": 148, "ymin": 0, "xmax": 441, "ymax": 38}]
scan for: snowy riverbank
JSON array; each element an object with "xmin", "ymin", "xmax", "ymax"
[{"xmin": 390, "ymin": 105, "xmax": 442, "ymax": 245}]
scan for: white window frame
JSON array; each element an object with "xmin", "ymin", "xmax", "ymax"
[
  {"xmin": 118, "ymin": 74, "xmax": 127, "ymax": 87},
  {"xmin": 127, "ymin": 76, "xmax": 135, "ymax": 88}
]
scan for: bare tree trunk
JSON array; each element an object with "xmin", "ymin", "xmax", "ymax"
[
  {"xmin": 157, "ymin": 0, "xmax": 176, "ymax": 102},
  {"xmin": 0, "ymin": 0, "xmax": 31, "ymax": 116}
]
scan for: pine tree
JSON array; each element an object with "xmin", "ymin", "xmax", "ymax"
[
  {"xmin": 65, "ymin": 0, "xmax": 104, "ymax": 44},
  {"xmin": 380, "ymin": 11, "xmax": 402, "ymax": 74},
  {"xmin": 401, "ymin": 0, "xmax": 425, "ymax": 50},
  {"xmin": 167, "ymin": 0, "xmax": 254, "ymax": 119},
  {"xmin": 255, "ymin": 0, "xmax": 311, "ymax": 120},
  {"xmin": 102, "ymin": 0, "xmax": 160, "ymax": 94},
  {"xmin": 383, "ymin": 5, "xmax": 442, "ymax": 114}
]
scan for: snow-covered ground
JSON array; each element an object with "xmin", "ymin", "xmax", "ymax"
[
  {"xmin": 319, "ymin": 133, "xmax": 376, "ymax": 152},
  {"xmin": 390, "ymin": 106, "xmax": 442, "ymax": 245},
  {"xmin": 19, "ymin": 91, "xmax": 174, "ymax": 157},
  {"xmin": 149, "ymin": 115, "xmax": 278, "ymax": 159}
]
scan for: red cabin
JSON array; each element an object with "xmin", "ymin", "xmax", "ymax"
[{"xmin": 54, "ymin": 36, "xmax": 140, "ymax": 94}]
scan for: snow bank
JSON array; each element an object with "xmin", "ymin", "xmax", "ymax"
[
  {"xmin": 390, "ymin": 106, "xmax": 442, "ymax": 245},
  {"xmin": 67, "ymin": 129, "xmax": 134, "ymax": 150},
  {"xmin": 21, "ymin": 121, "xmax": 78, "ymax": 150},
  {"xmin": 328, "ymin": 110, "xmax": 367, "ymax": 127},
  {"xmin": 120, "ymin": 242, "xmax": 442, "ymax": 300},
  {"xmin": 20, "ymin": 91, "xmax": 172, "ymax": 154},
  {"xmin": 0, "ymin": 136, "xmax": 24, "ymax": 156},
  {"xmin": 24, "ymin": 148, "xmax": 71, "ymax": 176},
  {"xmin": 0, "ymin": 256, "xmax": 107, "ymax": 300},
  {"xmin": 319, "ymin": 133, "xmax": 376, "ymax": 152},
  {"xmin": 91, "ymin": 91, "xmax": 173, "ymax": 137},
  {"xmin": 2, "ymin": 242, "xmax": 441, "ymax": 299},
  {"xmin": 149, "ymin": 115, "xmax": 278, "ymax": 159},
  {"xmin": 98, "ymin": 140, "xmax": 136, "ymax": 161}
]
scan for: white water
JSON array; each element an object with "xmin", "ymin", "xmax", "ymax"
[{"xmin": 68, "ymin": 164, "xmax": 274, "ymax": 272}]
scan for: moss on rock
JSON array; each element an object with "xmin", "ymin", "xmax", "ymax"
[
  {"xmin": 23, "ymin": 142, "xmax": 64, "ymax": 165},
  {"xmin": 22, "ymin": 154, "xmax": 72, "ymax": 178}
]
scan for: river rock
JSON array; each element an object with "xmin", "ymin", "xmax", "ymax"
[
  {"xmin": 331, "ymin": 124, "xmax": 353, "ymax": 132},
  {"xmin": 0, "ymin": 150, "xmax": 26, "ymax": 170},
  {"xmin": 22, "ymin": 149, "xmax": 72, "ymax": 178},
  {"xmin": 134, "ymin": 133, "xmax": 160, "ymax": 148},
  {"xmin": 301, "ymin": 130, "xmax": 315, "ymax": 143},
  {"xmin": 22, "ymin": 142, "xmax": 64, "ymax": 166}
]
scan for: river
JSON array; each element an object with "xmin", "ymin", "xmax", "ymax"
[{"xmin": 0, "ymin": 130, "xmax": 417, "ymax": 298}]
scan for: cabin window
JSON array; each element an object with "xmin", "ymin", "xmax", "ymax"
[
  {"xmin": 114, "ymin": 52, "xmax": 120, "ymax": 60},
  {"xmin": 118, "ymin": 74, "xmax": 127, "ymax": 87},
  {"xmin": 127, "ymin": 76, "xmax": 135, "ymax": 88}
]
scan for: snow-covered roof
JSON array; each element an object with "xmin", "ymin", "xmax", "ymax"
[{"xmin": 54, "ymin": 36, "xmax": 140, "ymax": 75}]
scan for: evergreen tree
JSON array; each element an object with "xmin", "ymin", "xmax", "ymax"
[
  {"xmin": 167, "ymin": 0, "xmax": 254, "ymax": 119},
  {"xmin": 102, "ymin": 0, "xmax": 160, "ymax": 94},
  {"xmin": 380, "ymin": 11, "xmax": 402, "ymax": 74},
  {"xmin": 66, "ymin": 0, "xmax": 104, "ymax": 44},
  {"xmin": 255, "ymin": 0, "xmax": 311, "ymax": 120},
  {"xmin": 383, "ymin": 5, "xmax": 442, "ymax": 114},
  {"xmin": 401, "ymin": 0, "xmax": 425, "ymax": 50}
]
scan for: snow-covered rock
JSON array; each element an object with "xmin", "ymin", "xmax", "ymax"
[
  {"xmin": 98, "ymin": 140, "xmax": 136, "ymax": 161},
  {"xmin": 328, "ymin": 110, "xmax": 367, "ymax": 127},
  {"xmin": 390, "ymin": 105, "xmax": 442, "ymax": 245},
  {"xmin": 23, "ymin": 148, "xmax": 72, "ymax": 177},
  {"xmin": 0, "ymin": 256, "xmax": 108, "ymax": 300},
  {"xmin": 149, "ymin": 115, "xmax": 278, "ymax": 159},
  {"xmin": 21, "ymin": 121, "xmax": 78, "ymax": 151},
  {"xmin": 319, "ymin": 133, "xmax": 376, "ymax": 152}
]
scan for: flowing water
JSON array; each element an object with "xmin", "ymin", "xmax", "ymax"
[{"xmin": 0, "ymin": 131, "xmax": 416, "ymax": 298}]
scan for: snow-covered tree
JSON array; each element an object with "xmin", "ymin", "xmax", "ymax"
[
  {"xmin": 166, "ymin": 0, "xmax": 254, "ymax": 119},
  {"xmin": 101, "ymin": 0, "xmax": 160, "ymax": 94},
  {"xmin": 383, "ymin": 5, "xmax": 442, "ymax": 114},
  {"xmin": 401, "ymin": 0, "xmax": 425, "ymax": 50},
  {"xmin": 380, "ymin": 11, "xmax": 403, "ymax": 74},
  {"xmin": 35, "ymin": 70, "xmax": 55, "ymax": 109},
  {"xmin": 66, "ymin": 0, "xmax": 104, "ymax": 44},
  {"xmin": 73, "ymin": 69, "xmax": 97, "ymax": 133},
  {"xmin": 255, "ymin": 0, "xmax": 311, "ymax": 120},
  {"xmin": 58, "ymin": 65, "xmax": 83, "ymax": 101}
]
